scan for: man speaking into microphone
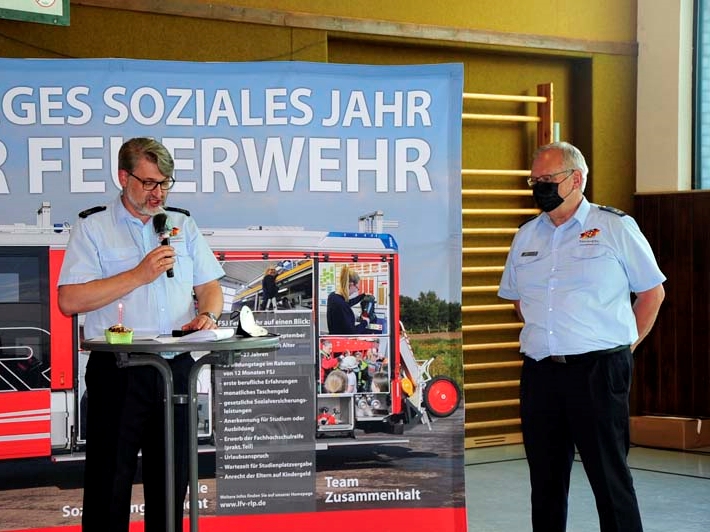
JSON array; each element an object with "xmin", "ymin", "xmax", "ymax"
[{"xmin": 57, "ymin": 137, "xmax": 224, "ymax": 532}]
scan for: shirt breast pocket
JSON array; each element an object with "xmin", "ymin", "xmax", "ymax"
[
  {"xmin": 171, "ymin": 239, "xmax": 192, "ymax": 278},
  {"xmin": 514, "ymin": 254, "xmax": 548, "ymax": 289},
  {"xmin": 100, "ymin": 247, "xmax": 141, "ymax": 277},
  {"xmin": 567, "ymin": 246, "xmax": 619, "ymax": 278},
  {"xmin": 569, "ymin": 246, "xmax": 615, "ymax": 262}
]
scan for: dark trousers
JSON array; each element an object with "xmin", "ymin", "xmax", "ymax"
[
  {"xmin": 82, "ymin": 351, "xmax": 194, "ymax": 532},
  {"xmin": 520, "ymin": 347, "xmax": 642, "ymax": 532}
]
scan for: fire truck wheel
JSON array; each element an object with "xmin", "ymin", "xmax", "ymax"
[{"xmin": 423, "ymin": 376, "xmax": 461, "ymax": 418}]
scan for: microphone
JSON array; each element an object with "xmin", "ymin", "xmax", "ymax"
[{"xmin": 152, "ymin": 212, "xmax": 174, "ymax": 278}]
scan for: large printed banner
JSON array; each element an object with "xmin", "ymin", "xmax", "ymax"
[
  {"xmin": 0, "ymin": 58, "xmax": 462, "ymax": 302},
  {"xmin": 0, "ymin": 59, "xmax": 465, "ymax": 531}
]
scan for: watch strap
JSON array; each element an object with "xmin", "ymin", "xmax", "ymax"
[{"xmin": 199, "ymin": 311, "xmax": 218, "ymax": 323}]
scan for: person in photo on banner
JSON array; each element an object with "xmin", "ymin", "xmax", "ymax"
[
  {"xmin": 339, "ymin": 355, "xmax": 359, "ymax": 393},
  {"xmin": 318, "ymin": 338, "xmax": 340, "ymax": 393},
  {"xmin": 326, "ymin": 265, "xmax": 376, "ymax": 334},
  {"xmin": 261, "ymin": 265, "xmax": 279, "ymax": 311},
  {"xmin": 57, "ymin": 137, "xmax": 225, "ymax": 532},
  {"xmin": 497, "ymin": 142, "xmax": 666, "ymax": 532}
]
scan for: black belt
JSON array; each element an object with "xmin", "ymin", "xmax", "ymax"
[{"xmin": 540, "ymin": 345, "xmax": 629, "ymax": 365}]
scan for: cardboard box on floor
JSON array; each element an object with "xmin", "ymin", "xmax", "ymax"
[{"xmin": 630, "ymin": 416, "xmax": 710, "ymax": 450}]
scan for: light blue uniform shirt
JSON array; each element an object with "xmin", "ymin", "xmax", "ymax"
[
  {"xmin": 58, "ymin": 195, "xmax": 225, "ymax": 340},
  {"xmin": 498, "ymin": 198, "xmax": 666, "ymax": 361}
]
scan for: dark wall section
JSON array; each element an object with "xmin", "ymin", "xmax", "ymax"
[{"xmin": 633, "ymin": 191, "xmax": 710, "ymax": 417}]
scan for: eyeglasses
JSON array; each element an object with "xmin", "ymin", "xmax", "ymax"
[
  {"xmin": 127, "ymin": 171, "xmax": 175, "ymax": 191},
  {"xmin": 527, "ymin": 168, "xmax": 574, "ymax": 187}
]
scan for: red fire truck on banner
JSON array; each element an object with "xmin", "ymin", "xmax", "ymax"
[{"xmin": 0, "ymin": 203, "xmax": 460, "ymax": 462}]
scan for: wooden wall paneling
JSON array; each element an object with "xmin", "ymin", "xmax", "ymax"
[
  {"xmin": 645, "ymin": 194, "xmax": 668, "ymax": 414},
  {"xmin": 634, "ymin": 192, "xmax": 710, "ymax": 418},
  {"xmin": 631, "ymin": 196, "xmax": 668, "ymax": 415},
  {"xmin": 670, "ymin": 195, "xmax": 694, "ymax": 413},
  {"xmin": 690, "ymin": 194, "xmax": 710, "ymax": 414}
]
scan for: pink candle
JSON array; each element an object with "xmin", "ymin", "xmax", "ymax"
[{"xmin": 118, "ymin": 302, "xmax": 123, "ymax": 325}]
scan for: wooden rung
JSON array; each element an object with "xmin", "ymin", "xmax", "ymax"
[
  {"xmin": 462, "ymin": 303, "xmax": 513, "ymax": 312},
  {"xmin": 462, "ymin": 247, "xmax": 509, "ymax": 254},
  {"xmin": 462, "ymin": 189, "xmax": 532, "ymax": 197},
  {"xmin": 462, "ymin": 113, "xmax": 541, "ymax": 123},
  {"xmin": 462, "ymin": 322, "xmax": 522, "ymax": 332},
  {"xmin": 462, "ymin": 228, "xmax": 518, "ymax": 235},
  {"xmin": 462, "ymin": 169, "xmax": 530, "ymax": 176},
  {"xmin": 464, "ymin": 418, "xmax": 521, "ymax": 430},
  {"xmin": 463, "ymin": 342, "xmax": 520, "ymax": 351},
  {"xmin": 464, "ymin": 399, "xmax": 520, "ymax": 409},
  {"xmin": 464, "ymin": 360, "xmax": 523, "ymax": 370},
  {"xmin": 462, "ymin": 285, "xmax": 500, "ymax": 294},
  {"xmin": 462, "ymin": 266, "xmax": 505, "ymax": 273},
  {"xmin": 463, "ymin": 92, "xmax": 547, "ymax": 103},
  {"xmin": 463, "ymin": 208, "xmax": 539, "ymax": 215},
  {"xmin": 464, "ymin": 380, "xmax": 520, "ymax": 390}
]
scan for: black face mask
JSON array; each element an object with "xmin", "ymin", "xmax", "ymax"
[
  {"xmin": 532, "ymin": 181, "xmax": 564, "ymax": 212},
  {"xmin": 531, "ymin": 172, "xmax": 574, "ymax": 212}
]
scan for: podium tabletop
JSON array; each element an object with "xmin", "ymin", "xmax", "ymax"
[{"xmin": 81, "ymin": 334, "xmax": 279, "ymax": 354}]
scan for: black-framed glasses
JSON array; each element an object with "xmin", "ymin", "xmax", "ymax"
[
  {"xmin": 127, "ymin": 171, "xmax": 175, "ymax": 191},
  {"xmin": 527, "ymin": 168, "xmax": 574, "ymax": 187}
]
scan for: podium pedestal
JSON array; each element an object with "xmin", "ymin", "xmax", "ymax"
[{"xmin": 82, "ymin": 334, "xmax": 279, "ymax": 532}]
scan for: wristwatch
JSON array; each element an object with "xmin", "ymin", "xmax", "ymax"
[{"xmin": 199, "ymin": 311, "xmax": 218, "ymax": 323}]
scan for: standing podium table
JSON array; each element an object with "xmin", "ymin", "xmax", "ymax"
[{"xmin": 81, "ymin": 334, "xmax": 280, "ymax": 532}]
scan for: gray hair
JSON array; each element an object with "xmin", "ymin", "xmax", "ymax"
[
  {"xmin": 118, "ymin": 137, "xmax": 174, "ymax": 179},
  {"xmin": 533, "ymin": 141, "xmax": 589, "ymax": 191}
]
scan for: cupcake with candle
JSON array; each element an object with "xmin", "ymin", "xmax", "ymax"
[
  {"xmin": 105, "ymin": 302, "xmax": 133, "ymax": 343},
  {"xmin": 105, "ymin": 324, "xmax": 134, "ymax": 344}
]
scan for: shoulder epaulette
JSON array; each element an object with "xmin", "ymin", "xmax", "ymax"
[
  {"xmin": 165, "ymin": 206, "xmax": 191, "ymax": 217},
  {"xmin": 78, "ymin": 205, "xmax": 106, "ymax": 219},
  {"xmin": 599, "ymin": 205, "xmax": 626, "ymax": 217},
  {"xmin": 518, "ymin": 214, "xmax": 540, "ymax": 228}
]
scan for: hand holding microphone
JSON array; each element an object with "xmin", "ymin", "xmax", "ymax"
[{"xmin": 153, "ymin": 212, "xmax": 174, "ymax": 278}]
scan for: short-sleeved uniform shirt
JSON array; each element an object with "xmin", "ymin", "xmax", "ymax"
[
  {"xmin": 498, "ymin": 198, "xmax": 666, "ymax": 360},
  {"xmin": 58, "ymin": 195, "xmax": 225, "ymax": 339}
]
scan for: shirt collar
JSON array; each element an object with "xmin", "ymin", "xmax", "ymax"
[
  {"xmin": 541, "ymin": 196, "xmax": 590, "ymax": 229},
  {"xmin": 111, "ymin": 194, "xmax": 144, "ymax": 228},
  {"xmin": 570, "ymin": 196, "xmax": 590, "ymax": 227}
]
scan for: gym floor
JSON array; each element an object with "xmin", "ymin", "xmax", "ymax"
[{"xmin": 464, "ymin": 444, "xmax": 710, "ymax": 531}]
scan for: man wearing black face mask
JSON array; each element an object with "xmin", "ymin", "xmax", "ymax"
[
  {"xmin": 498, "ymin": 142, "xmax": 666, "ymax": 532},
  {"xmin": 530, "ymin": 167, "xmax": 574, "ymax": 213}
]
